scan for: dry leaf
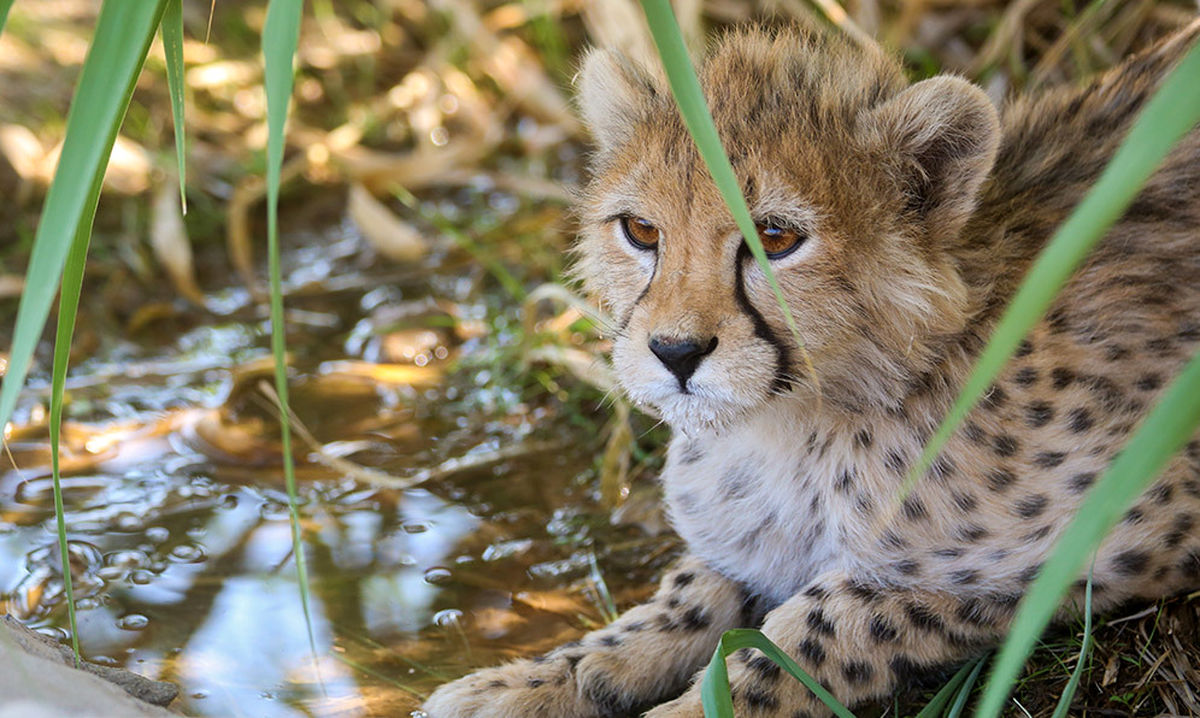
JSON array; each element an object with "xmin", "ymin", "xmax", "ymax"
[
  {"xmin": 150, "ymin": 180, "xmax": 205, "ymax": 305},
  {"xmin": 347, "ymin": 183, "xmax": 428, "ymax": 262}
]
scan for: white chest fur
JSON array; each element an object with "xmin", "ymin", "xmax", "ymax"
[{"xmin": 659, "ymin": 405, "xmax": 856, "ymax": 606}]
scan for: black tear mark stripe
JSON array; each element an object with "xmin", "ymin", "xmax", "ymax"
[
  {"xmin": 618, "ymin": 251, "xmax": 659, "ymax": 332},
  {"xmin": 734, "ymin": 243, "xmax": 793, "ymax": 394}
]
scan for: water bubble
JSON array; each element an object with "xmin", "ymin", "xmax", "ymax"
[
  {"xmin": 433, "ymin": 608, "xmax": 463, "ymax": 628},
  {"xmin": 130, "ymin": 570, "xmax": 153, "ymax": 585},
  {"xmin": 401, "ymin": 522, "xmax": 429, "ymax": 534},
  {"xmin": 191, "ymin": 690, "xmax": 210, "ymax": 700},
  {"xmin": 410, "ymin": 711, "xmax": 429, "ymax": 718},
  {"xmin": 115, "ymin": 514, "xmax": 143, "ymax": 531},
  {"xmin": 423, "ymin": 567, "xmax": 452, "ymax": 585},
  {"xmin": 116, "ymin": 614, "xmax": 149, "ymax": 631},
  {"xmin": 169, "ymin": 543, "xmax": 207, "ymax": 563},
  {"xmin": 144, "ymin": 527, "xmax": 169, "ymax": 543}
]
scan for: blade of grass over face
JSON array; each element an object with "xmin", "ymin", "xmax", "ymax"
[
  {"xmin": 977, "ymin": 349, "xmax": 1200, "ymax": 718},
  {"xmin": 162, "ymin": 0, "xmax": 187, "ymax": 213},
  {"xmin": 1049, "ymin": 567, "xmax": 1094, "ymax": 718},
  {"xmin": 0, "ymin": 0, "xmax": 167, "ymax": 436},
  {"xmin": 0, "ymin": 0, "xmax": 13, "ymax": 36},
  {"xmin": 701, "ymin": 629, "xmax": 854, "ymax": 718},
  {"xmin": 262, "ymin": 0, "xmax": 317, "ymax": 657},
  {"xmin": 639, "ymin": 0, "xmax": 818, "ymax": 391},
  {"xmin": 906, "ymin": 36, "xmax": 1200, "ymax": 494},
  {"xmin": 0, "ymin": 0, "xmax": 167, "ymax": 662}
]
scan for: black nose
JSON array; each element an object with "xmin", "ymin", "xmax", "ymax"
[{"xmin": 648, "ymin": 335, "xmax": 719, "ymax": 386}]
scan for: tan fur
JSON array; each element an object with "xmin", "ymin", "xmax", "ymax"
[{"xmin": 423, "ymin": 21, "xmax": 1200, "ymax": 718}]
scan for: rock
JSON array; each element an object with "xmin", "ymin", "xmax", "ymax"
[{"xmin": 0, "ymin": 615, "xmax": 179, "ymax": 716}]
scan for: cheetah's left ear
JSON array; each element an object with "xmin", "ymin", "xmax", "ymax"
[{"xmin": 861, "ymin": 76, "xmax": 1000, "ymax": 242}]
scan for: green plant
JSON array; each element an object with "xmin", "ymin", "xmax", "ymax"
[{"xmin": 0, "ymin": 0, "xmax": 313, "ymax": 663}]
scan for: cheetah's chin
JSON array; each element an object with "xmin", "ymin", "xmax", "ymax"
[{"xmin": 633, "ymin": 388, "xmax": 767, "ymax": 438}]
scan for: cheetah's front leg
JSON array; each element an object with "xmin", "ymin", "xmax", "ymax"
[
  {"xmin": 647, "ymin": 570, "xmax": 1015, "ymax": 718},
  {"xmin": 421, "ymin": 555, "xmax": 746, "ymax": 718}
]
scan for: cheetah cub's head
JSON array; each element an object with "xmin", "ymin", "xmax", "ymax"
[{"xmin": 574, "ymin": 28, "xmax": 1001, "ymax": 434}]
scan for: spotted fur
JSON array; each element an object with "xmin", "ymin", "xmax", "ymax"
[{"xmin": 423, "ymin": 20, "xmax": 1200, "ymax": 718}]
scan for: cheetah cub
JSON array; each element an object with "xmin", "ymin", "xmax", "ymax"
[{"xmin": 424, "ymin": 21, "xmax": 1200, "ymax": 718}]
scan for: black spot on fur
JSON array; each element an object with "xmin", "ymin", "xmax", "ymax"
[
  {"xmin": 1034, "ymin": 451, "xmax": 1067, "ymax": 469},
  {"xmin": 987, "ymin": 468, "xmax": 1017, "ymax": 493},
  {"xmin": 742, "ymin": 688, "xmax": 779, "ymax": 710},
  {"xmin": 1014, "ymin": 367, "xmax": 1039, "ymax": 387},
  {"xmin": 746, "ymin": 654, "xmax": 781, "ymax": 682},
  {"xmin": 673, "ymin": 571, "xmax": 695, "ymax": 588},
  {"xmin": 581, "ymin": 672, "xmax": 641, "ymax": 717},
  {"xmin": 905, "ymin": 603, "xmax": 944, "ymax": 633},
  {"xmin": 886, "ymin": 449, "xmax": 907, "ymax": 472},
  {"xmin": 835, "ymin": 468, "xmax": 856, "ymax": 493},
  {"xmin": 846, "ymin": 581, "xmax": 882, "ymax": 602},
  {"xmin": 993, "ymin": 434, "xmax": 1019, "ymax": 457},
  {"xmin": 1025, "ymin": 401, "xmax": 1054, "ymax": 428},
  {"xmin": 855, "ymin": 429, "xmax": 873, "ymax": 449},
  {"xmin": 797, "ymin": 639, "xmax": 826, "ymax": 666},
  {"xmin": 803, "ymin": 584, "xmax": 828, "ymax": 600},
  {"xmin": 1149, "ymin": 483, "xmax": 1174, "ymax": 505},
  {"xmin": 1015, "ymin": 339, "xmax": 1034, "ymax": 357},
  {"xmin": 1018, "ymin": 563, "xmax": 1043, "ymax": 585},
  {"xmin": 982, "ymin": 384, "xmax": 1008, "ymax": 410},
  {"xmin": 1067, "ymin": 408, "xmax": 1094, "ymax": 433},
  {"xmin": 1136, "ymin": 374, "xmax": 1163, "ymax": 392},
  {"xmin": 951, "ymin": 491, "xmax": 978, "ymax": 512},
  {"xmin": 894, "ymin": 559, "xmax": 920, "ymax": 576},
  {"xmin": 1051, "ymin": 367, "xmax": 1075, "ymax": 390},
  {"xmin": 956, "ymin": 524, "xmax": 989, "ymax": 542},
  {"xmin": 963, "ymin": 421, "xmax": 987, "ymax": 444},
  {"xmin": 682, "ymin": 606, "xmax": 710, "ymax": 631},
  {"xmin": 807, "ymin": 608, "xmax": 836, "ymax": 636},
  {"xmin": 842, "ymin": 661, "xmax": 874, "ymax": 684},
  {"xmin": 1112, "ymin": 550, "xmax": 1151, "ymax": 576},
  {"xmin": 1165, "ymin": 513, "xmax": 1194, "ymax": 548},
  {"xmin": 1069, "ymin": 472, "xmax": 1097, "ymax": 493},
  {"xmin": 870, "ymin": 615, "xmax": 898, "ymax": 642},
  {"xmin": 1015, "ymin": 494, "xmax": 1049, "ymax": 519},
  {"xmin": 902, "ymin": 496, "xmax": 928, "ymax": 521}
]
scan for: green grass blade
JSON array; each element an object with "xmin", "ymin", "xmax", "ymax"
[
  {"xmin": 945, "ymin": 657, "xmax": 986, "ymax": 718},
  {"xmin": 0, "ymin": 0, "xmax": 14, "ymax": 36},
  {"xmin": 976, "ymin": 350, "xmax": 1200, "ymax": 717},
  {"xmin": 262, "ymin": 0, "xmax": 316, "ymax": 648},
  {"xmin": 907, "ymin": 35, "xmax": 1200, "ymax": 488},
  {"xmin": 161, "ymin": 0, "xmax": 187, "ymax": 213},
  {"xmin": 0, "ymin": 0, "xmax": 167, "ymax": 434},
  {"xmin": 701, "ymin": 629, "xmax": 855, "ymax": 718},
  {"xmin": 639, "ymin": 0, "xmax": 813, "ymax": 379},
  {"xmin": 48, "ymin": 185, "xmax": 103, "ymax": 664},
  {"xmin": 913, "ymin": 658, "xmax": 978, "ymax": 718},
  {"xmin": 1049, "ymin": 568, "xmax": 1094, "ymax": 718}
]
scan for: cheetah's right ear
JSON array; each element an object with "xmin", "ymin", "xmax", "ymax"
[
  {"xmin": 576, "ymin": 48, "xmax": 660, "ymax": 150},
  {"xmin": 861, "ymin": 76, "xmax": 1000, "ymax": 242}
]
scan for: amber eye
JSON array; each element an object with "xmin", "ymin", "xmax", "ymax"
[
  {"xmin": 619, "ymin": 215, "xmax": 660, "ymax": 251},
  {"xmin": 756, "ymin": 222, "xmax": 807, "ymax": 259}
]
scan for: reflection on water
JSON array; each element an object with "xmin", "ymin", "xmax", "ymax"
[{"xmin": 0, "ymin": 204, "xmax": 670, "ymax": 715}]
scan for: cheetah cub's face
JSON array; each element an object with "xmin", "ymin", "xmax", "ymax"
[{"xmin": 574, "ymin": 30, "xmax": 1002, "ymax": 433}]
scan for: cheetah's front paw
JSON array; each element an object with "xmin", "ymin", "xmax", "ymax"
[{"xmin": 421, "ymin": 646, "xmax": 658, "ymax": 718}]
